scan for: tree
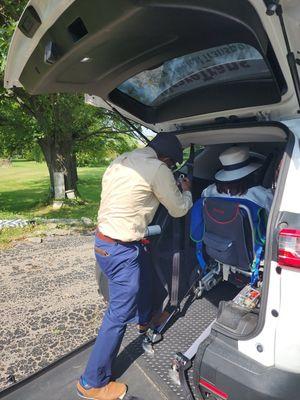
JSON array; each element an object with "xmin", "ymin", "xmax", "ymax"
[
  {"xmin": 0, "ymin": 1, "xmax": 137, "ymax": 199},
  {"xmin": 0, "ymin": 88, "xmax": 137, "ymax": 196}
]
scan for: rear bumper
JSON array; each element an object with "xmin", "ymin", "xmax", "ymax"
[{"xmin": 198, "ymin": 334, "xmax": 300, "ymax": 400}]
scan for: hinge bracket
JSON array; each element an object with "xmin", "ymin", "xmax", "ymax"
[{"xmin": 264, "ymin": 0, "xmax": 280, "ymax": 16}]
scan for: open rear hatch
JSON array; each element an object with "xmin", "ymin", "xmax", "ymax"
[{"xmin": 4, "ymin": 0, "xmax": 300, "ymax": 132}]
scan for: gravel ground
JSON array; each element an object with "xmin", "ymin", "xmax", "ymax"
[{"xmin": 0, "ymin": 233, "xmax": 105, "ymax": 391}]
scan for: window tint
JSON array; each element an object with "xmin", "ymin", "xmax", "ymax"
[{"xmin": 118, "ymin": 43, "xmax": 271, "ymax": 106}]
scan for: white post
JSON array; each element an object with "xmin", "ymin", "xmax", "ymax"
[
  {"xmin": 53, "ymin": 172, "xmax": 65, "ymax": 199},
  {"xmin": 53, "ymin": 172, "xmax": 65, "ymax": 209}
]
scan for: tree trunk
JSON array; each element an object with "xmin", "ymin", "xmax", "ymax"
[
  {"xmin": 39, "ymin": 134, "xmax": 78, "ymax": 199},
  {"xmin": 71, "ymin": 154, "xmax": 79, "ymax": 182},
  {"xmin": 39, "ymin": 137, "xmax": 55, "ymax": 196}
]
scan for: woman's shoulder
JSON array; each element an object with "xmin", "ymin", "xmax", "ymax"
[
  {"xmin": 245, "ymin": 186, "xmax": 273, "ymax": 207},
  {"xmin": 202, "ymin": 183, "xmax": 217, "ymax": 197},
  {"xmin": 248, "ymin": 186, "xmax": 273, "ymax": 195}
]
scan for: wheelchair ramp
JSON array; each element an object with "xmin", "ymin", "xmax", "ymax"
[
  {"xmin": 120, "ymin": 282, "xmax": 238, "ymax": 399},
  {"xmin": 0, "ymin": 283, "xmax": 237, "ymax": 400},
  {"xmin": 0, "ymin": 342, "xmax": 166, "ymax": 400}
]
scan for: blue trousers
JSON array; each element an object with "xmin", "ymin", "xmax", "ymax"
[{"xmin": 82, "ymin": 236, "xmax": 153, "ymax": 387}]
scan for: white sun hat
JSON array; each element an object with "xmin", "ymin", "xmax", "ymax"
[{"xmin": 215, "ymin": 146, "xmax": 262, "ymax": 182}]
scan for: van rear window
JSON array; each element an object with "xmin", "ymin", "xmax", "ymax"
[{"xmin": 118, "ymin": 43, "xmax": 271, "ymax": 106}]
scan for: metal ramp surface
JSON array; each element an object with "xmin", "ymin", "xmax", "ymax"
[
  {"xmin": 121, "ymin": 282, "xmax": 237, "ymax": 399},
  {"xmin": 0, "ymin": 283, "xmax": 237, "ymax": 400}
]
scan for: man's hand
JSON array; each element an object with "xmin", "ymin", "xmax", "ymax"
[{"xmin": 181, "ymin": 177, "xmax": 191, "ymax": 192}]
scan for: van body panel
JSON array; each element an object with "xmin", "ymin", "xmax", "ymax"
[
  {"xmin": 238, "ymin": 260, "xmax": 280, "ymax": 366},
  {"xmin": 275, "ymin": 268, "xmax": 300, "ymax": 372},
  {"xmin": 279, "ymin": 120, "xmax": 300, "ymax": 213},
  {"xmin": 176, "ymin": 124, "xmax": 287, "ymax": 147},
  {"xmin": 199, "ymin": 333, "xmax": 300, "ymax": 400}
]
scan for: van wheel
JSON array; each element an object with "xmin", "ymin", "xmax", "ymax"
[
  {"xmin": 193, "ymin": 337, "xmax": 213, "ymax": 399},
  {"xmin": 95, "ymin": 261, "xmax": 109, "ymax": 302}
]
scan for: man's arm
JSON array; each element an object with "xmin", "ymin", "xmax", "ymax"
[{"xmin": 151, "ymin": 164, "xmax": 193, "ymax": 218}]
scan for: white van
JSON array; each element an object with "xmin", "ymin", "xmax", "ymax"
[{"xmin": 5, "ymin": 1, "xmax": 300, "ymax": 399}]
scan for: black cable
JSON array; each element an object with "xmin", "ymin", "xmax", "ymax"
[
  {"xmin": 276, "ymin": 4, "xmax": 300, "ymax": 111},
  {"xmin": 105, "ymin": 101, "xmax": 150, "ymax": 145}
]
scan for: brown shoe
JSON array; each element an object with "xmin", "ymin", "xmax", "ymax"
[
  {"xmin": 77, "ymin": 380, "xmax": 127, "ymax": 400},
  {"xmin": 137, "ymin": 322, "xmax": 150, "ymax": 335}
]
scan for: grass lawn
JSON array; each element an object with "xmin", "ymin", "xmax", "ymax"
[{"xmin": 0, "ymin": 160, "xmax": 105, "ymax": 221}]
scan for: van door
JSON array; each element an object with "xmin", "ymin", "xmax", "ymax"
[{"xmin": 5, "ymin": 0, "xmax": 300, "ymax": 131}]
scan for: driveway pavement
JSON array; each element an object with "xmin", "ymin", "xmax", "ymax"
[{"xmin": 0, "ymin": 233, "xmax": 104, "ymax": 391}]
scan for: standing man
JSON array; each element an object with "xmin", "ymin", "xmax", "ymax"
[{"xmin": 77, "ymin": 133, "xmax": 193, "ymax": 400}]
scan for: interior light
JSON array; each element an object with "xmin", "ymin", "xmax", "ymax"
[{"xmin": 80, "ymin": 57, "xmax": 92, "ymax": 63}]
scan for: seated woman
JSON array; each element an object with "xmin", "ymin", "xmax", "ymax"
[{"xmin": 202, "ymin": 146, "xmax": 273, "ymax": 213}]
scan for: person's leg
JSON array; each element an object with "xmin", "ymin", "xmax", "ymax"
[{"xmin": 82, "ymin": 240, "xmax": 141, "ymax": 388}]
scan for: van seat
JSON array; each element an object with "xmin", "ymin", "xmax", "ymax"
[{"xmin": 190, "ymin": 197, "xmax": 267, "ymax": 290}]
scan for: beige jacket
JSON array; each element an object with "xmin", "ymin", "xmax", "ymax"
[{"xmin": 97, "ymin": 146, "xmax": 193, "ymax": 241}]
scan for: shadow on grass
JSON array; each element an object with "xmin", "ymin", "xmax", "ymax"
[
  {"xmin": 0, "ymin": 167, "xmax": 105, "ymax": 220},
  {"xmin": 0, "ymin": 179, "xmax": 51, "ymax": 216}
]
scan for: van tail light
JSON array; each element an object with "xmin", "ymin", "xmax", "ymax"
[
  {"xmin": 278, "ymin": 229, "xmax": 300, "ymax": 269},
  {"xmin": 199, "ymin": 378, "xmax": 229, "ymax": 399}
]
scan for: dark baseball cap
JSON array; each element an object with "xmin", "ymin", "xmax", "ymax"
[{"xmin": 148, "ymin": 133, "xmax": 183, "ymax": 164}]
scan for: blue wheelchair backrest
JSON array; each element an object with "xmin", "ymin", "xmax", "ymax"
[{"xmin": 190, "ymin": 197, "xmax": 267, "ymax": 286}]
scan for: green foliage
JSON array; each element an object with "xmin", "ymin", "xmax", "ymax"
[
  {"xmin": 22, "ymin": 143, "xmax": 45, "ymax": 162},
  {"xmin": 0, "ymin": 96, "xmax": 38, "ymax": 157},
  {"xmin": 0, "ymin": 1, "xmax": 27, "ymax": 72},
  {"xmin": 0, "ymin": 2, "xmax": 139, "ymax": 187},
  {"xmin": 76, "ymin": 132, "xmax": 137, "ymax": 167}
]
